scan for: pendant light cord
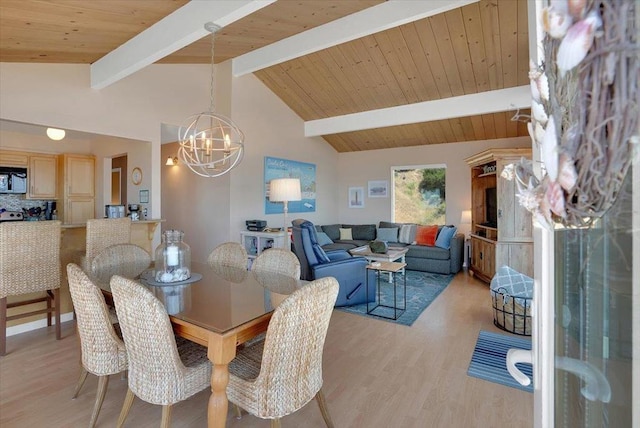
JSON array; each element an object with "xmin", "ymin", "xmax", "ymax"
[{"xmin": 209, "ymin": 26, "xmax": 216, "ymax": 113}]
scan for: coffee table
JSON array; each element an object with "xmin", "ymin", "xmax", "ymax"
[{"xmin": 349, "ymin": 245, "xmax": 408, "ymax": 283}]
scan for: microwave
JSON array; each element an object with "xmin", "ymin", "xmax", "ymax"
[{"xmin": 0, "ymin": 167, "xmax": 27, "ymax": 194}]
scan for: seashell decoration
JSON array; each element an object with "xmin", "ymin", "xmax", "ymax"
[
  {"xmin": 557, "ymin": 11, "xmax": 602, "ymax": 76},
  {"xmin": 542, "ymin": 5, "xmax": 573, "ymax": 39},
  {"xmin": 541, "ymin": 117, "xmax": 559, "ymax": 181},
  {"xmin": 557, "ymin": 154, "xmax": 578, "ymax": 192},
  {"xmin": 532, "ymin": 100, "xmax": 549, "ymax": 125}
]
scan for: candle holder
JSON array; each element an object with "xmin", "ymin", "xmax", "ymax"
[{"xmin": 154, "ymin": 229, "xmax": 191, "ymax": 283}]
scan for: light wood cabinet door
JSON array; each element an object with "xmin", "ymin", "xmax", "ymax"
[
  {"xmin": 28, "ymin": 155, "xmax": 57, "ymax": 199},
  {"xmin": 66, "ymin": 155, "xmax": 95, "ymax": 197},
  {"xmin": 497, "ymin": 158, "xmax": 532, "ymax": 241},
  {"xmin": 67, "ymin": 198, "xmax": 94, "ymax": 225},
  {"xmin": 470, "ymin": 236, "xmax": 496, "ymax": 282},
  {"xmin": 0, "ymin": 150, "xmax": 28, "ymax": 167}
]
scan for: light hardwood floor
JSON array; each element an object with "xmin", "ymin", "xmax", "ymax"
[{"xmin": 0, "ymin": 271, "xmax": 533, "ymax": 427}]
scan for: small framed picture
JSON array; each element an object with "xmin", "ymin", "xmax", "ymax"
[
  {"xmin": 139, "ymin": 189, "xmax": 149, "ymax": 204},
  {"xmin": 348, "ymin": 187, "xmax": 365, "ymax": 208},
  {"xmin": 368, "ymin": 180, "xmax": 388, "ymax": 198}
]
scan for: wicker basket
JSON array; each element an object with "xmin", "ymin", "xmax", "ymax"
[{"xmin": 491, "ymin": 287, "xmax": 532, "ymax": 336}]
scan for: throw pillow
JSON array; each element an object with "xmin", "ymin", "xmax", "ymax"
[
  {"xmin": 435, "ymin": 225, "xmax": 457, "ymax": 249},
  {"xmin": 376, "ymin": 227, "xmax": 398, "ymax": 243},
  {"xmin": 316, "ymin": 231, "xmax": 334, "ymax": 246},
  {"xmin": 416, "ymin": 225, "xmax": 439, "ymax": 246},
  {"xmin": 398, "ymin": 224, "xmax": 417, "ymax": 244},
  {"xmin": 339, "ymin": 228, "xmax": 353, "ymax": 240}
]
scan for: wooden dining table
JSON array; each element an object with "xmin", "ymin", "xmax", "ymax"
[{"xmin": 97, "ymin": 261, "xmax": 305, "ymax": 428}]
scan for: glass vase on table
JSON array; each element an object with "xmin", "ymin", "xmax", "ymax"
[{"xmin": 154, "ymin": 229, "xmax": 191, "ymax": 283}]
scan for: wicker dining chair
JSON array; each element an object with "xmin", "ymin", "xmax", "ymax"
[
  {"xmin": 227, "ymin": 276, "xmax": 339, "ymax": 427},
  {"xmin": 81, "ymin": 218, "xmax": 132, "ymax": 272},
  {"xmin": 207, "ymin": 241, "xmax": 248, "ymax": 269},
  {"xmin": 110, "ymin": 275, "xmax": 212, "ymax": 428},
  {"xmin": 0, "ymin": 220, "xmax": 61, "ymax": 356},
  {"xmin": 90, "ymin": 244, "xmax": 151, "ymax": 286},
  {"xmin": 251, "ymin": 248, "xmax": 301, "ymax": 279},
  {"xmin": 66, "ymin": 263, "xmax": 128, "ymax": 428}
]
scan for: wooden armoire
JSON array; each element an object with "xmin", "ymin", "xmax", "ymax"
[{"xmin": 465, "ymin": 148, "xmax": 533, "ymax": 283}]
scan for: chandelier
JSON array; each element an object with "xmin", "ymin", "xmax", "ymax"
[{"xmin": 178, "ymin": 22, "xmax": 244, "ymax": 178}]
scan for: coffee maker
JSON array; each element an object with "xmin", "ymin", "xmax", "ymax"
[
  {"xmin": 44, "ymin": 201, "xmax": 57, "ymax": 220},
  {"xmin": 128, "ymin": 203, "xmax": 141, "ymax": 221}
]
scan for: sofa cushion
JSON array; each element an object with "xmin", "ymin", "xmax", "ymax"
[
  {"xmin": 322, "ymin": 242, "xmax": 358, "ymax": 251},
  {"xmin": 435, "ymin": 225, "xmax": 457, "ymax": 249},
  {"xmin": 406, "ymin": 244, "xmax": 450, "ymax": 261},
  {"xmin": 321, "ymin": 224, "xmax": 341, "ymax": 241},
  {"xmin": 312, "ymin": 243, "xmax": 331, "ymax": 263},
  {"xmin": 398, "ymin": 224, "xmax": 417, "ymax": 244},
  {"xmin": 377, "ymin": 227, "xmax": 398, "ymax": 243},
  {"xmin": 343, "ymin": 224, "xmax": 376, "ymax": 241},
  {"xmin": 339, "ymin": 228, "xmax": 353, "ymax": 240},
  {"xmin": 416, "ymin": 225, "xmax": 439, "ymax": 246},
  {"xmin": 316, "ymin": 232, "xmax": 334, "ymax": 246},
  {"xmin": 379, "ymin": 221, "xmax": 403, "ymax": 230}
]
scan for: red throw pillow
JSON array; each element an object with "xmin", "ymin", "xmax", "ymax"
[{"xmin": 415, "ymin": 225, "xmax": 439, "ymax": 246}]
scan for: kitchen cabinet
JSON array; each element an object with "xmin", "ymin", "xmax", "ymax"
[
  {"xmin": 27, "ymin": 154, "xmax": 57, "ymax": 199},
  {"xmin": 0, "ymin": 150, "xmax": 28, "ymax": 167},
  {"xmin": 465, "ymin": 148, "xmax": 533, "ymax": 282},
  {"xmin": 57, "ymin": 154, "xmax": 95, "ymax": 224}
]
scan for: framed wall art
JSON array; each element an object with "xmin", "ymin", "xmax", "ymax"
[
  {"xmin": 368, "ymin": 180, "xmax": 388, "ymax": 198},
  {"xmin": 348, "ymin": 187, "xmax": 365, "ymax": 208},
  {"xmin": 264, "ymin": 156, "xmax": 316, "ymax": 214}
]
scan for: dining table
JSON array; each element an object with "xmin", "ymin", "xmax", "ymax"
[{"xmin": 96, "ymin": 261, "xmax": 306, "ymax": 428}]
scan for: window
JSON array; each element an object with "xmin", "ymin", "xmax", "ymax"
[{"xmin": 392, "ymin": 165, "xmax": 446, "ymax": 224}]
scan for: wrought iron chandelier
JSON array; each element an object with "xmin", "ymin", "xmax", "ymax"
[{"xmin": 178, "ymin": 22, "xmax": 244, "ymax": 178}]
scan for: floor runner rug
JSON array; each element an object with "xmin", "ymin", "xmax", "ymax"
[
  {"xmin": 467, "ymin": 330, "xmax": 533, "ymax": 392},
  {"xmin": 336, "ymin": 270, "xmax": 454, "ymax": 326}
]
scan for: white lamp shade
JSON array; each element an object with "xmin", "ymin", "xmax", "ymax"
[
  {"xmin": 46, "ymin": 128, "xmax": 65, "ymax": 141},
  {"xmin": 269, "ymin": 178, "xmax": 301, "ymax": 202},
  {"xmin": 460, "ymin": 210, "xmax": 472, "ymax": 224}
]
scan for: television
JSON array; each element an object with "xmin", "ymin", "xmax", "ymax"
[{"xmin": 485, "ymin": 187, "xmax": 497, "ymax": 227}]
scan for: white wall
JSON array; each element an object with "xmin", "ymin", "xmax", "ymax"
[
  {"xmin": 337, "ymin": 136, "xmax": 530, "ymax": 227},
  {"xmin": 229, "ymin": 72, "xmax": 340, "ymax": 241}
]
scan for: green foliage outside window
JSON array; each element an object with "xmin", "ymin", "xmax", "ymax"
[{"xmin": 393, "ymin": 167, "xmax": 446, "ymax": 224}]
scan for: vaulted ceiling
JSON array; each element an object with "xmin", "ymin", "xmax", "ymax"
[{"xmin": 0, "ymin": 0, "xmax": 532, "ymax": 152}]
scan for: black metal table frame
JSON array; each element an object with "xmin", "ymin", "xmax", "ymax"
[{"xmin": 366, "ymin": 264, "xmax": 407, "ymax": 320}]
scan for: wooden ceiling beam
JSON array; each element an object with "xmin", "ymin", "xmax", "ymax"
[
  {"xmin": 90, "ymin": 0, "xmax": 276, "ymax": 89},
  {"xmin": 232, "ymin": 0, "xmax": 479, "ymax": 77},
  {"xmin": 304, "ymin": 85, "xmax": 530, "ymax": 137}
]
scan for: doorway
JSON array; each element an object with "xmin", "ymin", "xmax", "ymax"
[{"xmin": 111, "ymin": 155, "xmax": 127, "ymax": 206}]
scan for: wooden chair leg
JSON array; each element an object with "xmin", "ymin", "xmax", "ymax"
[
  {"xmin": 270, "ymin": 418, "xmax": 281, "ymax": 428},
  {"xmin": 47, "ymin": 291, "xmax": 52, "ymax": 326},
  {"xmin": 160, "ymin": 404, "xmax": 172, "ymax": 428},
  {"xmin": 116, "ymin": 388, "xmax": 135, "ymax": 428},
  {"xmin": 315, "ymin": 388, "xmax": 334, "ymax": 428},
  {"xmin": 89, "ymin": 375, "xmax": 109, "ymax": 428},
  {"xmin": 53, "ymin": 289, "xmax": 61, "ymax": 340},
  {"xmin": 0, "ymin": 297, "xmax": 6, "ymax": 356},
  {"xmin": 72, "ymin": 367, "xmax": 89, "ymax": 398}
]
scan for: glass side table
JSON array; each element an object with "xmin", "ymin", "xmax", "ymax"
[{"xmin": 366, "ymin": 261, "xmax": 407, "ymax": 320}]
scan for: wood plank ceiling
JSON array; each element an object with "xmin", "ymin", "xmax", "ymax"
[{"xmin": 0, "ymin": 0, "xmax": 531, "ymax": 153}]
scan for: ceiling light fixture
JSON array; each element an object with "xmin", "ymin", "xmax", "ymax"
[
  {"xmin": 46, "ymin": 127, "xmax": 65, "ymax": 141},
  {"xmin": 178, "ymin": 22, "xmax": 244, "ymax": 178}
]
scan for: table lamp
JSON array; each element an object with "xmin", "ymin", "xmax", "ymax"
[{"xmin": 269, "ymin": 178, "xmax": 301, "ymax": 230}]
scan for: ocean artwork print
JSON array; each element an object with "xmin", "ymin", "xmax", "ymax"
[{"xmin": 264, "ymin": 156, "xmax": 316, "ymax": 214}]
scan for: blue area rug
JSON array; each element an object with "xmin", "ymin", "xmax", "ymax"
[
  {"xmin": 467, "ymin": 330, "xmax": 533, "ymax": 392},
  {"xmin": 336, "ymin": 270, "xmax": 454, "ymax": 326}
]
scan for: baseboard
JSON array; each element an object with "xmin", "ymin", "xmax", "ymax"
[{"xmin": 6, "ymin": 312, "xmax": 74, "ymax": 337}]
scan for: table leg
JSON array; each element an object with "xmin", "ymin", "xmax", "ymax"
[{"xmin": 207, "ymin": 334, "xmax": 237, "ymax": 428}]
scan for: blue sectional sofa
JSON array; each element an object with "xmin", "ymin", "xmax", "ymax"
[{"xmin": 314, "ymin": 221, "xmax": 464, "ymax": 275}]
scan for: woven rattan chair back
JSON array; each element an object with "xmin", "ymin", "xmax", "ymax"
[
  {"xmin": 66, "ymin": 263, "xmax": 127, "ymax": 428},
  {"xmin": 83, "ymin": 218, "xmax": 131, "ymax": 271},
  {"xmin": 110, "ymin": 275, "xmax": 211, "ymax": 424},
  {"xmin": 90, "ymin": 244, "xmax": 151, "ymax": 286},
  {"xmin": 0, "ymin": 220, "xmax": 62, "ymax": 355},
  {"xmin": 207, "ymin": 242, "xmax": 247, "ymax": 269},
  {"xmin": 251, "ymin": 248, "xmax": 301, "ymax": 279},
  {"xmin": 227, "ymin": 276, "xmax": 339, "ymax": 422}
]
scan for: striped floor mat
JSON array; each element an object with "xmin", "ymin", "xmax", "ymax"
[{"xmin": 467, "ymin": 330, "xmax": 533, "ymax": 393}]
